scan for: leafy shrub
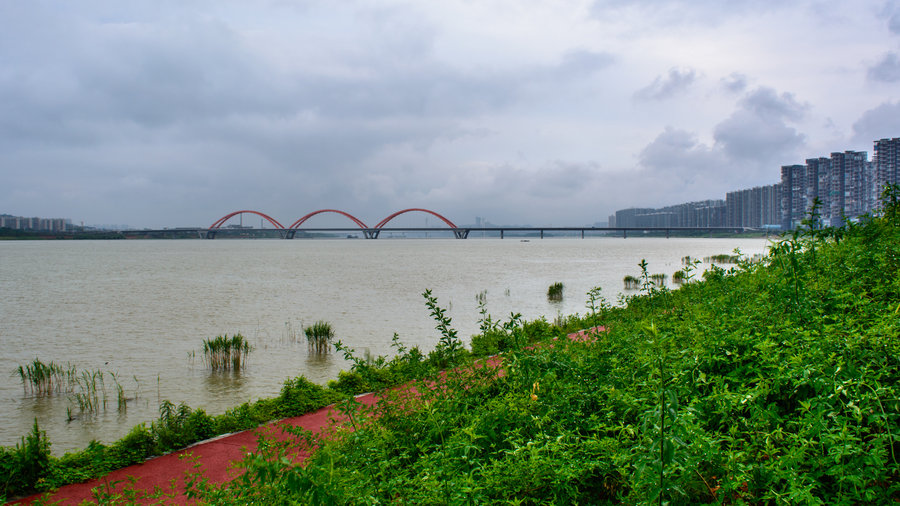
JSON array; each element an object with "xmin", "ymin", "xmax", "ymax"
[
  {"xmin": 0, "ymin": 420, "xmax": 51, "ymax": 498},
  {"xmin": 185, "ymin": 191, "xmax": 900, "ymax": 504},
  {"xmin": 274, "ymin": 376, "xmax": 343, "ymax": 418}
]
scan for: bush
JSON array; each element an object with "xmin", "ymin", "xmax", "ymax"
[
  {"xmin": 0, "ymin": 419, "xmax": 51, "ymax": 498},
  {"xmin": 274, "ymin": 376, "xmax": 344, "ymax": 418}
]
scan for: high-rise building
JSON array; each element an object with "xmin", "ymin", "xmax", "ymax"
[
  {"xmin": 827, "ymin": 151, "xmax": 869, "ymax": 226},
  {"xmin": 875, "ymin": 138, "xmax": 900, "ymax": 204},
  {"xmin": 781, "ymin": 164, "xmax": 807, "ymax": 229},
  {"xmin": 610, "ymin": 136, "xmax": 893, "ymax": 232}
]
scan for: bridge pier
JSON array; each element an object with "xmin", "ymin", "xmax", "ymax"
[
  {"xmin": 453, "ymin": 229, "xmax": 470, "ymax": 239},
  {"xmin": 364, "ymin": 229, "xmax": 379, "ymax": 239}
]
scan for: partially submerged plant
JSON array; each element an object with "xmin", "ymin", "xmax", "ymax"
[
  {"xmin": 305, "ymin": 321, "xmax": 334, "ymax": 355},
  {"xmin": 71, "ymin": 368, "xmax": 106, "ymax": 416},
  {"xmin": 547, "ymin": 282, "xmax": 564, "ymax": 302},
  {"xmin": 704, "ymin": 253, "xmax": 740, "ymax": 264},
  {"xmin": 14, "ymin": 359, "xmax": 74, "ymax": 397},
  {"xmin": 202, "ymin": 333, "xmax": 252, "ymax": 371},
  {"xmin": 624, "ymin": 275, "xmax": 641, "ymax": 290}
]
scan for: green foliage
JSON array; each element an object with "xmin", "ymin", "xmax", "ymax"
[
  {"xmin": 1, "ymin": 372, "xmax": 346, "ymax": 498},
  {"xmin": 304, "ymin": 321, "xmax": 335, "ymax": 355},
  {"xmin": 330, "ymin": 334, "xmax": 429, "ymax": 395},
  {"xmin": 185, "ymin": 190, "xmax": 900, "ymax": 504},
  {"xmin": 423, "ymin": 289, "xmax": 467, "ymax": 369},
  {"xmin": 14, "ymin": 359, "xmax": 74, "ymax": 396},
  {"xmin": 201, "ymin": 333, "xmax": 252, "ymax": 371},
  {"xmin": 0, "ymin": 419, "xmax": 51, "ymax": 498},
  {"xmin": 547, "ymin": 281, "xmax": 564, "ymax": 302},
  {"xmin": 274, "ymin": 376, "xmax": 344, "ymax": 418}
]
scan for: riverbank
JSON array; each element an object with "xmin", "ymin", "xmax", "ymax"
[
  {"xmin": 4, "ymin": 194, "xmax": 900, "ymax": 503},
  {"xmin": 168, "ymin": 198, "xmax": 899, "ymax": 503}
]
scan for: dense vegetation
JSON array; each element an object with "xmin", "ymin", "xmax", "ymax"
[
  {"xmin": 3, "ymin": 188, "xmax": 900, "ymax": 504},
  {"xmin": 185, "ymin": 190, "xmax": 900, "ymax": 504}
]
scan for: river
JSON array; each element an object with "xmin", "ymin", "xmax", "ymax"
[{"xmin": 0, "ymin": 236, "xmax": 771, "ymax": 453}]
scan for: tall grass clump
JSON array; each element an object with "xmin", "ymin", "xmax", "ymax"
[
  {"xmin": 14, "ymin": 359, "xmax": 74, "ymax": 396},
  {"xmin": 703, "ymin": 253, "xmax": 739, "ymax": 263},
  {"xmin": 623, "ymin": 274, "xmax": 641, "ymax": 290},
  {"xmin": 71, "ymin": 369, "xmax": 106, "ymax": 416},
  {"xmin": 304, "ymin": 321, "xmax": 334, "ymax": 355},
  {"xmin": 202, "ymin": 333, "xmax": 252, "ymax": 372},
  {"xmin": 547, "ymin": 282, "xmax": 564, "ymax": 302}
]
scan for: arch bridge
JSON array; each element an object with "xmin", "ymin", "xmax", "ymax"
[{"xmin": 207, "ymin": 208, "xmax": 468, "ymax": 239}]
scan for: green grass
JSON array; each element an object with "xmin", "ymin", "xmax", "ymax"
[
  {"xmin": 304, "ymin": 321, "xmax": 335, "ymax": 355},
  {"xmin": 547, "ymin": 282, "xmax": 564, "ymax": 302},
  {"xmin": 180, "ymin": 188, "xmax": 900, "ymax": 504},
  {"xmin": 201, "ymin": 333, "xmax": 251, "ymax": 372},
  {"xmin": 6, "ymin": 186, "xmax": 900, "ymax": 503},
  {"xmin": 14, "ymin": 359, "xmax": 74, "ymax": 397}
]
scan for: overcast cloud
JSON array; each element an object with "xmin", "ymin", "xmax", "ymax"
[{"xmin": 1, "ymin": 0, "xmax": 898, "ymax": 228}]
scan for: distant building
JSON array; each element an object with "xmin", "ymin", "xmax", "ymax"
[
  {"xmin": 610, "ymin": 136, "xmax": 896, "ymax": 232},
  {"xmin": 0, "ymin": 214, "xmax": 70, "ymax": 232},
  {"xmin": 875, "ymin": 138, "xmax": 900, "ymax": 204},
  {"xmin": 614, "ymin": 200, "xmax": 726, "ymax": 228},
  {"xmin": 726, "ymin": 184, "xmax": 782, "ymax": 228}
]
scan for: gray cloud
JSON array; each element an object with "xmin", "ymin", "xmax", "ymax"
[
  {"xmin": 868, "ymin": 52, "xmax": 900, "ymax": 82},
  {"xmin": 720, "ymin": 73, "xmax": 749, "ymax": 94},
  {"xmin": 886, "ymin": 1, "xmax": 900, "ymax": 34},
  {"xmin": 634, "ymin": 68, "xmax": 698, "ymax": 101},
  {"xmin": 852, "ymin": 100, "xmax": 900, "ymax": 142},
  {"xmin": 590, "ymin": 0, "xmax": 786, "ymax": 25},
  {"xmin": 714, "ymin": 87, "xmax": 807, "ymax": 168},
  {"xmin": 636, "ymin": 85, "xmax": 808, "ymax": 200},
  {"xmin": 0, "ymin": 1, "xmax": 896, "ymax": 227},
  {"xmin": 556, "ymin": 49, "xmax": 617, "ymax": 76},
  {"xmin": 736, "ymin": 87, "xmax": 807, "ymax": 121}
]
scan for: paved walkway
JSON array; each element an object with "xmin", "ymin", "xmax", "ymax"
[{"xmin": 13, "ymin": 328, "xmax": 602, "ymax": 505}]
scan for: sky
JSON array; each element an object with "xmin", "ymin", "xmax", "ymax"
[{"xmin": 2, "ymin": 0, "xmax": 900, "ymax": 229}]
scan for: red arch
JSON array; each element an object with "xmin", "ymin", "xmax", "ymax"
[
  {"xmin": 209, "ymin": 210, "xmax": 285, "ymax": 230},
  {"xmin": 375, "ymin": 208, "xmax": 457, "ymax": 229},
  {"xmin": 288, "ymin": 209, "xmax": 369, "ymax": 230}
]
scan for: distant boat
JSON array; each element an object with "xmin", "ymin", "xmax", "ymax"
[{"xmin": 520, "ymin": 239, "xmax": 530, "ymax": 242}]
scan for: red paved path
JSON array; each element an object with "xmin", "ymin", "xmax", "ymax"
[{"xmin": 12, "ymin": 328, "xmax": 602, "ymax": 505}]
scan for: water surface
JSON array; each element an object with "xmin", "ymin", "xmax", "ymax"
[{"xmin": 0, "ymin": 236, "xmax": 770, "ymax": 452}]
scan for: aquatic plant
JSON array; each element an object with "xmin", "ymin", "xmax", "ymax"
[
  {"xmin": 623, "ymin": 274, "xmax": 641, "ymax": 290},
  {"xmin": 202, "ymin": 333, "xmax": 252, "ymax": 372},
  {"xmin": 703, "ymin": 253, "xmax": 739, "ymax": 264},
  {"xmin": 14, "ymin": 359, "xmax": 74, "ymax": 397},
  {"xmin": 547, "ymin": 282, "xmax": 564, "ymax": 302},
  {"xmin": 71, "ymin": 369, "xmax": 106, "ymax": 416},
  {"xmin": 304, "ymin": 321, "xmax": 334, "ymax": 355}
]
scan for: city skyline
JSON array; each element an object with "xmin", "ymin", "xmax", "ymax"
[
  {"xmin": 2, "ymin": 1, "xmax": 900, "ymax": 228},
  {"xmin": 5, "ymin": 135, "xmax": 900, "ymax": 232}
]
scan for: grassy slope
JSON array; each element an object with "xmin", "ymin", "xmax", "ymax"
[{"xmin": 189, "ymin": 199, "xmax": 900, "ymax": 504}]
